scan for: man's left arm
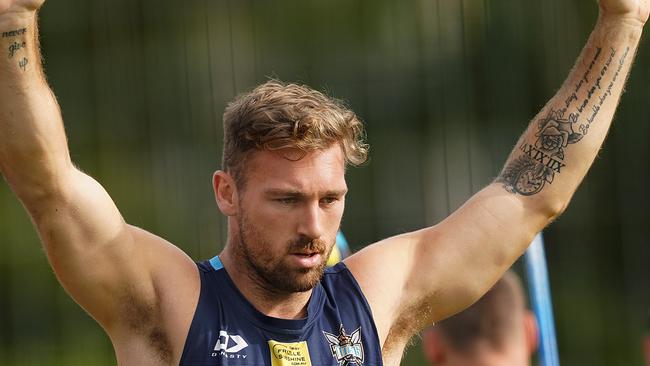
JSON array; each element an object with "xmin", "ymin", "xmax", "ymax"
[{"xmin": 345, "ymin": 0, "xmax": 648, "ymax": 346}]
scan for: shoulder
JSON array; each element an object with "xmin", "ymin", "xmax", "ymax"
[
  {"xmin": 321, "ymin": 262, "xmax": 376, "ymax": 317},
  {"xmin": 322, "ymin": 262, "xmax": 361, "ymax": 290}
]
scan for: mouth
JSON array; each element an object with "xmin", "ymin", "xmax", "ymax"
[{"xmin": 289, "ymin": 252, "xmax": 323, "ymax": 268}]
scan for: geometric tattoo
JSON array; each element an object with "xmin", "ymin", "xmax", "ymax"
[{"xmin": 498, "ymin": 45, "xmax": 630, "ymax": 196}]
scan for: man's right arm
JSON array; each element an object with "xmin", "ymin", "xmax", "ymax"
[
  {"xmin": 347, "ymin": 0, "xmax": 647, "ymax": 350},
  {"xmin": 0, "ymin": 4, "xmax": 197, "ymax": 341}
]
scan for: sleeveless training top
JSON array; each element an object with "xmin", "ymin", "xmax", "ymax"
[{"xmin": 179, "ymin": 256, "xmax": 383, "ymax": 366}]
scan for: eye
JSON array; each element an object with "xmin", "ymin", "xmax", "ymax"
[
  {"xmin": 320, "ymin": 196, "xmax": 339, "ymax": 205},
  {"xmin": 276, "ymin": 197, "xmax": 298, "ymax": 205}
]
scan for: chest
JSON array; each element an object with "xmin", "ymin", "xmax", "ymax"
[
  {"xmin": 180, "ymin": 305, "xmax": 376, "ymax": 365},
  {"xmin": 179, "ymin": 261, "xmax": 384, "ymax": 365},
  {"xmin": 179, "ymin": 264, "xmax": 383, "ymax": 365}
]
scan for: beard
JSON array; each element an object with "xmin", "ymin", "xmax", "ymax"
[{"xmin": 235, "ymin": 212, "xmax": 333, "ymax": 293}]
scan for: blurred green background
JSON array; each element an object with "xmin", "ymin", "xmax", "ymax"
[{"xmin": 1, "ymin": 0, "xmax": 649, "ymax": 365}]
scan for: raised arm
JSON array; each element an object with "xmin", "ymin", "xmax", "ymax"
[
  {"xmin": 0, "ymin": 2, "xmax": 138, "ymax": 326},
  {"xmin": 346, "ymin": 0, "xmax": 649, "ymax": 349},
  {"xmin": 0, "ymin": 2, "xmax": 197, "ymax": 356}
]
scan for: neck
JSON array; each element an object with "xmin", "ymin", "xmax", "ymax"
[{"xmin": 219, "ymin": 246, "xmax": 313, "ymax": 320}]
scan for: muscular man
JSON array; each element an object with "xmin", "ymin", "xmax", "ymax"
[
  {"xmin": 422, "ymin": 272, "xmax": 538, "ymax": 366},
  {"xmin": 1, "ymin": 0, "xmax": 647, "ymax": 365}
]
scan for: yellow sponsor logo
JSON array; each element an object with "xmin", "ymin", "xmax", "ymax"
[{"xmin": 268, "ymin": 340, "xmax": 312, "ymax": 366}]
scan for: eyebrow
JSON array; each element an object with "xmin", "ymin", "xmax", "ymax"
[{"xmin": 264, "ymin": 188, "xmax": 348, "ymax": 197}]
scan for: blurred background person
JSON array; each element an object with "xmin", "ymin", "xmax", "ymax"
[{"xmin": 422, "ymin": 271, "xmax": 538, "ymax": 366}]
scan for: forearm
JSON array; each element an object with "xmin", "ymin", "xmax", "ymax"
[
  {"xmin": 497, "ymin": 14, "xmax": 643, "ymax": 214},
  {"xmin": 0, "ymin": 12, "xmax": 72, "ymax": 200}
]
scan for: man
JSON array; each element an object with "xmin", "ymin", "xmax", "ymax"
[
  {"xmin": 0, "ymin": 0, "xmax": 647, "ymax": 365},
  {"xmin": 422, "ymin": 272, "xmax": 538, "ymax": 366}
]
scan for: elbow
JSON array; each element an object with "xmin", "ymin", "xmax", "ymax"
[
  {"xmin": 539, "ymin": 196, "xmax": 570, "ymax": 224},
  {"xmin": 513, "ymin": 190, "xmax": 571, "ymax": 227}
]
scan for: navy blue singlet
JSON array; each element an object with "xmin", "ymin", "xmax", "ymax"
[{"xmin": 179, "ymin": 256, "xmax": 383, "ymax": 366}]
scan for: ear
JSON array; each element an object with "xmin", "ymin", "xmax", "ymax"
[
  {"xmin": 422, "ymin": 328, "xmax": 447, "ymax": 365},
  {"xmin": 523, "ymin": 310, "xmax": 539, "ymax": 355},
  {"xmin": 213, "ymin": 170, "xmax": 239, "ymax": 216}
]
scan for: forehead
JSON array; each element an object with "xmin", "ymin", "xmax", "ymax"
[{"xmin": 243, "ymin": 146, "xmax": 347, "ymax": 193}]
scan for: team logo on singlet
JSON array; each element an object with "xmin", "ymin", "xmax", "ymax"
[
  {"xmin": 212, "ymin": 330, "xmax": 249, "ymax": 359},
  {"xmin": 322, "ymin": 324, "xmax": 364, "ymax": 365}
]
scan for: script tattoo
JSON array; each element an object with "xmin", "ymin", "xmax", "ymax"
[
  {"xmin": 18, "ymin": 57, "xmax": 28, "ymax": 71},
  {"xmin": 1, "ymin": 28, "xmax": 26, "ymax": 38},
  {"xmin": 582, "ymin": 47, "xmax": 629, "ymax": 134},
  {"xmin": 2, "ymin": 27, "xmax": 30, "ymax": 71},
  {"xmin": 498, "ymin": 46, "xmax": 630, "ymax": 196},
  {"xmin": 564, "ymin": 47, "xmax": 601, "ymax": 109},
  {"xmin": 8, "ymin": 41, "xmax": 26, "ymax": 58},
  {"xmin": 576, "ymin": 48, "xmax": 615, "ymax": 116}
]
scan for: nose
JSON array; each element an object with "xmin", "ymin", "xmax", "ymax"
[{"xmin": 297, "ymin": 201, "xmax": 323, "ymax": 240}]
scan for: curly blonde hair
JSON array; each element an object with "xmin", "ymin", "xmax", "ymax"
[{"xmin": 222, "ymin": 80, "xmax": 368, "ymax": 185}]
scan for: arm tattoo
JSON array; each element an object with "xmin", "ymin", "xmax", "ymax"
[
  {"xmin": 1, "ymin": 28, "xmax": 27, "ymax": 38},
  {"xmin": 498, "ymin": 46, "xmax": 631, "ymax": 196},
  {"xmin": 8, "ymin": 41, "xmax": 26, "ymax": 58},
  {"xmin": 18, "ymin": 57, "xmax": 28, "ymax": 71},
  {"xmin": 2, "ymin": 27, "xmax": 29, "ymax": 71}
]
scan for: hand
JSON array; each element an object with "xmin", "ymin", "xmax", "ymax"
[
  {"xmin": 0, "ymin": 0, "xmax": 45, "ymax": 17},
  {"xmin": 599, "ymin": 0, "xmax": 650, "ymax": 27}
]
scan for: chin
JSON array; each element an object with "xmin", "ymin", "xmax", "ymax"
[{"xmin": 277, "ymin": 264, "xmax": 327, "ymax": 293}]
